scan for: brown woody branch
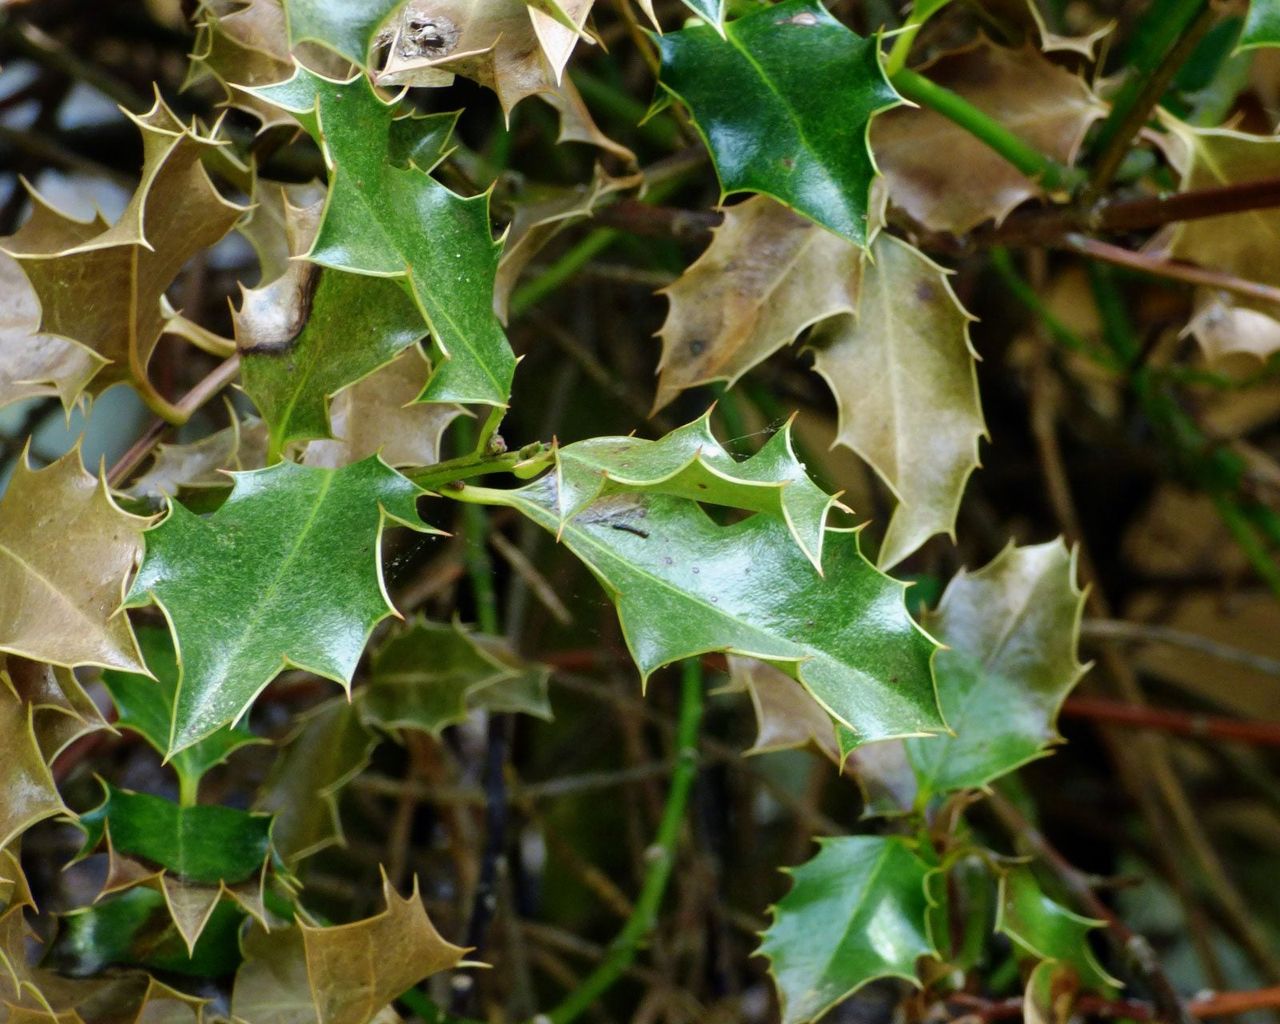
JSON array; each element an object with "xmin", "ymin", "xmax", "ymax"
[
  {"xmin": 947, "ymin": 987, "xmax": 1280, "ymax": 1022},
  {"xmin": 593, "ymin": 177, "xmax": 1280, "ymax": 256}
]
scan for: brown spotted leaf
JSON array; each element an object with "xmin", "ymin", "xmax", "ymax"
[
  {"xmin": 2, "ymin": 100, "xmax": 243, "ymax": 396},
  {"xmin": 872, "ymin": 42, "xmax": 1103, "ymax": 234},
  {"xmin": 811, "ymin": 234, "xmax": 985, "ymax": 569},
  {"xmin": 0, "ymin": 451, "xmax": 149, "ymax": 672},
  {"xmin": 654, "ymin": 195, "xmax": 862, "ymax": 411}
]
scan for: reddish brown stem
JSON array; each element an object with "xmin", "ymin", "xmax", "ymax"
[
  {"xmin": 1064, "ymin": 234, "xmax": 1280, "ymax": 307},
  {"xmin": 1062, "ymin": 696, "xmax": 1280, "ymax": 747},
  {"xmin": 107, "ymin": 355, "xmax": 240, "ymax": 488}
]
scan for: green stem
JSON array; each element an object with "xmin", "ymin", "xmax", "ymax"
[
  {"xmin": 177, "ymin": 772, "xmax": 199, "ymax": 809},
  {"xmin": 453, "ymin": 418, "xmax": 501, "ymax": 635},
  {"xmin": 405, "ymin": 442, "xmax": 552, "ymax": 491},
  {"xmin": 538, "ymin": 659, "xmax": 704, "ymax": 1024},
  {"xmin": 1086, "ymin": 0, "xmax": 1215, "ymax": 195},
  {"xmin": 509, "ymin": 228, "xmax": 620, "ymax": 318},
  {"xmin": 889, "ymin": 68, "xmax": 1086, "ymax": 193}
]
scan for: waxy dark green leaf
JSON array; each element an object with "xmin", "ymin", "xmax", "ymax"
[
  {"xmin": 126, "ymin": 457, "xmax": 431, "ymax": 755},
  {"xmin": 758, "ymin": 836, "xmax": 934, "ymax": 1024},
  {"xmin": 998, "ymin": 867, "xmax": 1118, "ymax": 992},
  {"xmin": 1242, "ymin": 1, "xmax": 1280, "ymax": 48},
  {"xmin": 252, "ymin": 67, "xmax": 516, "ymax": 407},
  {"xmin": 46, "ymin": 886, "xmax": 244, "ymax": 979},
  {"xmin": 474, "ymin": 479, "xmax": 943, "ymax": 744},
  {"xmin": 655, "ymin": 0, "xmax": 898, "ymax": 245},
  {"xmin": 77, "ymin": 784, "xmax": 272, "ymax": 887},
  {"xmin": 239, "ymin": 269, "xmax": 428, "ymax": 455},
  {"xmin": 101, "ymin": 628, "xmax": 263, "ymax": 799},
  {"xmin": 552, "ymin": 413, "xmax": 838, "ymax": 570},
  {"xmin": 283, "ymin": 0, "xmax": 404, "ymax": 65},
  {"xmin": 903, "ymin": 541, "xmax": 1086, "ymax": 796}
]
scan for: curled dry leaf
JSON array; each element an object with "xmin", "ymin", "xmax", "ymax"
[
  {"xmin": 725, "ymin": 654, "xmax": 842, "ymax": 763},
  {"xmin": 376, "ymin": 0, "xmax": 595, "ymax": 116},
  {"xmin": 653, "ymin": 195, "xmax": 862, "ymax": 411},
  {"xmin": 127, "ymin": 416, "xmax": 268, "ymax": 503},
  {"xmin": 872, "ymin": 41, "xmax": 1104, "ymax": 234},
  {"xmin": 810, "ymin": 234, "xmax": 985, "ymax": 570},
  {"xmin": 2, "ymin": 100, "xmax": 243, "ymax": 395},
  {"xmin": 1163, "ymin": 117, "xmax": 1280, "ymax": 359}
]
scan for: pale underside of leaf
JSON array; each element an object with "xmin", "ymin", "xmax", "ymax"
[{"xmin": 810, "ymin": 234, "xmax": 985, "ymax": 569}]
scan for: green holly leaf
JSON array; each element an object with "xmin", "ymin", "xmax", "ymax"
[
  {"xmin": 76, "ymin": 783, "xmax": 273, "ymax": 887},
  {"xmin": 655, "ymin": 0, "xmax": 898, "ymax": 245},
  {"xmin": 101, "ymin": 628, "xmax": 264, "ymax": 802},
  {"xmin": 551, "ymin": 413, "xmax": 839, "ymax": 571},
  {"xmin": 758, "ymin": 836, "xmax": 935, "ymax": 1024},
  {"xmin": 998, "ymin": 867, "xmax": 1119, "ymax": 992},
  {"xmin": 255, "ymin": 698, "xmax": 377, "ymax": 862},
  {"xmin": 474, "ymin": 479, "xmax": 943, "ymax": 744},
  {"xmin": 46, "ymin": 886, "xmax": 244, "ymax": 979},
  {"xmin": 678, "ymin": 0, "xmax": 724, "ymax": 29},
  {"xmin": 252, "ymin": 67, "xmax": 516, "ymax": 407},
  {"xmin": 283, "ymin": 0, "xmax": 405, "ymax": 66},
  {"xmin": 238, "ymin": 269, "xmax": 428, "ymax": 456},
  {"xmin": 125, "ymin": 457, "xmax": 432, "ymax": 755},
  {"xmin": 903, "ymin": 541, "xmax": 1087, "ymax": 797},
  {"xmin": 362, "ymin": 619, "xmax": 552, "ymax": 736},
  {"xmin": 1242, "ymin": 1, "xmax": 1280, "ymax": 49}
]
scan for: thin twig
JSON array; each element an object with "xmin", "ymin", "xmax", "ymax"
[
  {"xmin": 536, "ymin": 660, "xmax": 704, "ymax": 1024},
  {"xmin": 1062, "ymin": 696, "xmax": 1280, "ymax": 748},
  {"xmin": 986, "ymin": 791, "xmax": 1194, "ymax": 1024},
  {"xmin": 1065, "ymin": 234, "xmax": 1280, "ymax": 310},
  {"xmin": 106, "ymin": 355, "xmax": 240, "ymax": 488},
  {"xmin": 1081, "ymin": 619, "xmax": 1280, "ymax": 677}
]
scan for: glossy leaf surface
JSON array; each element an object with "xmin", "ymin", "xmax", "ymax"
[
  {"xmin": 904, "ymin": 541, "xmax": 1086, "ymax": 796},
  {"xmin": 478, "ymin": 478, "xmax": 943, "ymax": 744},
  {"xmin": 77, "ymin": 784, "xmax": 272, "ymax": 887},
  {"xmin": 551, "ymin": 413, "xmax": 839, "ymax": 570},
  {"xmin": 656, "ymin": 0, "xmax": 897, "ymax": 245},
  {"xmin": 998, "ymin": 867, "xmax": 1118, "ymax": 992},
  {"xmin": 758, "ymin": 836, "xmax": 934, "ymax": 1024},
  {"xmin": 126, "ymin": 457, "xmax": 430, "ymax": 754},
  {"xmin": 101, "ymin": 628, "xmax": 262, "ymax": 797},
  {"xmin": 253, "ymin": 67, "xmax": 515, "ymax": 407}
]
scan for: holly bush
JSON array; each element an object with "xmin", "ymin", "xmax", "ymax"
[{"xmin": 1, "ymin": 0, "xmax": 1280, "ymax": 1022}]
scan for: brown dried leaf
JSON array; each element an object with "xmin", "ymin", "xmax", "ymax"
[
  {"xmin": 2, "ymin": 100, "xmax": 243, "ymax": 394},
  {"xmin": 299, "ymin": 873, "xmax": 466, "ymax": 1024},
  {"xmin": 126, "ymin": 416, "xmax": 268, "ymax": 504},
  {"xmin": 725, "ymin": 655, "xmax": 841, "ymax": 762},
  {"xmin": 0, "ymin": 678, "xmax": 67, "ymax": 851},
  {"xmin": 0, "ymin": 252, "xmax": 104, "ymax": 411},
  {"xmin": 872, "ymin": 41, "xmax": 1104, "ymax": 234},
  {"xmin": 302, "ymin": 348, "xmax": 462, "ymax": 469},
  {"xmin": 653, "ymin": 195, "xmax": 862, "ymax": 411},
  {"xmin": 0, "ymin": 451, "xmax": 149, "ymax": 672},
  {"xmin": 810, "ymin": 234, "xmax": 985, "ymax": 569},
  {"xmin": 376, "ymin": 0, "xmax": 595, "ymax": 115}
]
